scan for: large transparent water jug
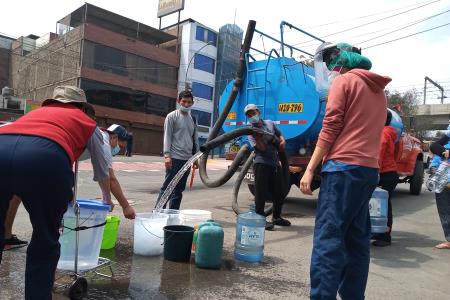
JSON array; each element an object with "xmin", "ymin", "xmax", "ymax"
[
  {"xmin": 426, "ymin": 162, "xmax": 450, "ymax": 193},
  {"xmin": 369, "ymin": 188, "xmax": 388, "ymax": 234},
  {"xmin": 234, "ymin": 204, "xmax": 266, "ymax": 263}
]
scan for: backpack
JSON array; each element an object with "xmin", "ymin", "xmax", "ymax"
[{"xmin": 191, "ymin": 115, "xmax": 198, "ymax": 155}]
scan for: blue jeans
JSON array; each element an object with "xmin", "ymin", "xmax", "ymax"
[
  {"xmin": 0, "ymin": 135, "xmax": 73, "ymax": 300},
  {"xmin": 156, "ymin": 158, "xmax": 190, "ymax": 210},
  {"xmin": 435, "ymin": 187, "xmax": 450, "ymax": 241},
  {"xmin": 310, "ymin": 167, "xmax": 378, "ymax": 300}
]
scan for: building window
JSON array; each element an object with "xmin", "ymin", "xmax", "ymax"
[
  {"xmin": 82, "ymin": 41, "xmax": 177, "ymax": 89},
  {"xmin": 192, "ymin": 82, "xmax": 213, "ymax": 100},
  {"xmin": 196, "ymin": 25, "xmax": 217, "ymax": 46},
  {"xmin": 192, "ymin": 109, "xmax": 212, "ymax": 127},
  {"xmin": 93, "ymin": 44, "xmax": 128, "ymax": 76},
  {"xmin": 207, "ymin": 31, "xmax": 217, "ymax": 46},
  {"xmin": 194, "ymin": 54, "xmax": 215, "ymax": 74},
  {"xmin": 196, "ymin": 26, "xmax": 205, "ymax": 42},
  {"xmin": 80, "ymin": 79, "xmax": 176, "ymax": 116}
]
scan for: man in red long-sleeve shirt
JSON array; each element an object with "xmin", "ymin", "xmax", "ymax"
[
  {"xmin": 373, "ymin": 110, "xmax": 399, "ymax": 247},
  {"xmin": 300, "ymin": 43, "xmax": 391, "ymax": 300}
]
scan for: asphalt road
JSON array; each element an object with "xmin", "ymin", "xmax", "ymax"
[{"xmin": 1, "ymin": 155, "xmax": 449, "ymax": 299}]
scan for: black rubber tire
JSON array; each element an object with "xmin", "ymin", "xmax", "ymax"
[
  {"xmin": 69, "ymin": 277, "xmax": 88, "ymax": 300},
  {"xmin": 410, "ymin": 160, "xmax": 424, "ymax": 195}
]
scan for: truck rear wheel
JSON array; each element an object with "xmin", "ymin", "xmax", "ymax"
[{"xmin": 410, "ymin": 160, "xmax": 424, "ymax": 195}]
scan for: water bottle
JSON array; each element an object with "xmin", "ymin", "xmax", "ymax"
[
  {"xmin": 369, "ymin": 188, "xmax": 388, "ymax": 234},
  {"xmin": 426, "ymin": 162, "xmax": 449, "ymax": 193},
  {"xmin": 195, "ymin": 220, "xmax": 224, "ymax": 269},
  {"xmin": 234, "ymin": 204, "xmax": 266, "ymax": 263}
]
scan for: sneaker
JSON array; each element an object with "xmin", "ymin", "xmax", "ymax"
[
  {"xmin": 372, "ymin": 240, "xmax": 391, "ymax": 247},
  {"xmin": 265, "ymin": 222, "xmax": 275, "ymax": 231},
  {"xmin": 272, "ymin": 217, "xmax": 291, "ymax": 227},
  {"xmin": 4, "ymin": 235, "xmax": 28, "ymax": 250}
]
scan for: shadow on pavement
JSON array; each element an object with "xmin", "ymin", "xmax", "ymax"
[
  {"xmin": 370, "ymin": 231, "xmax": 441, "ymax": 269},
  {"xmin": 391, "ymin": 184, "xmax": 435, "ymax": 218}
]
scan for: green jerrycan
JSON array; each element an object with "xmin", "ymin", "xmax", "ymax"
[{"xmin": 195, "ymin": 220, "xmax": 224, "ymax": 269}]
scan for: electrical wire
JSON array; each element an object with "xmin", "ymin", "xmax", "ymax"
[
  {"xmin": 363, "ymin": 22, "xmax": 450, "ymax": 49},
  {"xmin": 355, "ymin": 9, "xmax": 450, "ymax": 45},
  {"xmin": 303, "ymin": 0, "xmax": 439, "ymax": 29},
  {"xmin": 291, "ymin": 0, "xmax": 442, "ymax": 47}
]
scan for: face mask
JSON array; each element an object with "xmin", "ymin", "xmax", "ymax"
[
  {"xmin": 327, "ymin": 66, "xmax": 344, "ymax": 84},
  {"xmin": 180, "ymin": 106, "xmax": 191, "ymax": 113},
  {"xmin": 249, "ymin": 115, "xmax": 260, "ymax": 124},
  {"xmin": 111, "ymin": 145, "xmax": 120, "ymax": 156}
]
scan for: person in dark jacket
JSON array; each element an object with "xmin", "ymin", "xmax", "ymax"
[
  {"xmin": 245, "ymin": 104, "xmax": 291, "ymax": 231},
  {"xmin": 373, "ymin": 110, "xmax": 399, "ymax": 247},
  {"xmin": 0, "ymin": 86, "xmax": 113, "ymax": 300},
  {"xmin": 430, "ymin": 126, "xmax": 450, "ymax": 249}
]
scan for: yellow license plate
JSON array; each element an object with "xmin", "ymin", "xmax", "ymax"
[
  {"xmin": 278, "ymin": 102, "xmax": 303, "ymax": 113},
  {"xmin": 230, "ymin": 145, "xmax": 240, "ymax": 153},
  {"xmin": 227, "ymin": 112, "xmax": 237, "ymax": 120}
]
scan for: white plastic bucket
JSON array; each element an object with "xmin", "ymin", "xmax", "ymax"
[
  {"xmin": 57, "ymin": 200, "xmax": 110, "ymax": 271},
  {"xmin": 180, "ymin": 209, "xmax": 212, "ymax": 227},
  {"xmin": 154, "ymin": 209, "xmax": 182, "ymax": 225},
  {"xmin": 133, "ymin": 213, "xmax": 168, "ymax": 256}
]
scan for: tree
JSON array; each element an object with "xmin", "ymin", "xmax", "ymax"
[{"xmin": 385, "ymin": 89, "xmax": 427, "ymax": 139}]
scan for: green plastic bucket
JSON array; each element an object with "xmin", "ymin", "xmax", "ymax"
[{"xmin": 101, "ymin": 215, "xmax": 120, "ymax": 250}]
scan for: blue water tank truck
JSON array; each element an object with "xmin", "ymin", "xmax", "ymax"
[{"xmin": 198, "ymin": 20, "xmax": 329, "ymax": 215}]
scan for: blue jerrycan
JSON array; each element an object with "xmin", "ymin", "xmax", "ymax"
[
  {"xmin": 369, "ymin": 188, "xmax": 388, "ymax": 233},
  {"xmin": 234, "ymin": 204, "xmax": 266, "ymax": 263},
  {"xmin": 195, "ymin": 220, "xmax": 224, "ymax": 269}
]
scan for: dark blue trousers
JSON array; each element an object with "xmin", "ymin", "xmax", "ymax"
[
  {"xmin": 156, "ymin": 158, "xmax": 190, "ymax": 210},
  {"xmin": 310, "ymin": 167, "xmax": 378, "ymax": 300},
  {"xmin": 0, "ymin": 135, "xmax": 73, "ymax": 300}
]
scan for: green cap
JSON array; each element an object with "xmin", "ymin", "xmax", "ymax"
[{"xmin": 328, "ymin": 43, "xmax": 372, "ymax": 71}]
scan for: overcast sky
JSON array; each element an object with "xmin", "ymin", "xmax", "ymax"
[{"xmin": 1, "ymin": 0, "xmax": 449, "ymax": 103}]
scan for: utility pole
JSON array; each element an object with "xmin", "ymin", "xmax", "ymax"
[{"xmin": 423, "ymin": 76, "xmax": 445, "ymax": 104}]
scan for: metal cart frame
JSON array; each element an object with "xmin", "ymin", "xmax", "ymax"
[{"xmin": 53, "ymin": 161, "xmax": 115, "ymax": 300}]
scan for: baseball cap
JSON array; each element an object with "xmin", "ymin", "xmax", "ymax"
[
  {"xmin": 107, "ymin": 124, "xmax": 129, "ymax": 140},
  {"xmin": 41, "ymin": 86, "xmax": 95, "ymax": 113},
  {"xmin": 244, "ymin": 104, "xmax": 259, "ymax": 114}
]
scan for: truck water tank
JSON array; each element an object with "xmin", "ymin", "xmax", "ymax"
[{"xmin": 219, "ymin": 57, "xmax": 325, "ymax": 152}]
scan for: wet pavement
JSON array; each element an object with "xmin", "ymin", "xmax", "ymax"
[{"xmin": 1, "ymin": 155, "xmax": 450, "ymax": 299}]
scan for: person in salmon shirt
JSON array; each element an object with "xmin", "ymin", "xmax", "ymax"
[{"xmin": 300, "ymin": 43, "xmax": 391, "ymax": 299}]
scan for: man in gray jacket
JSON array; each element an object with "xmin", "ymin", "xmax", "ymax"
[{"xmin": 156, "ymin": 90, "xmax": 199, "ymax": 209}]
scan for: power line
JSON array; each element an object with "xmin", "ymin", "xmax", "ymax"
[
  {"xmin": 303, "ymin": 0, "xmax": 439, "ymax": 29},
  {"xmin": 363, "ymin": 22, "xmax": 450, "ymax": 49},
  {"xmin": 355, "ymin": 9, "xmax": 450, "ymax": 45},
  {"xmin": 292, "ymin": 0, "xmax": 441, "ymax": 47},
  {"xmin": 296, "ymin": 8, "xmax": 450, "ymax": 50}
]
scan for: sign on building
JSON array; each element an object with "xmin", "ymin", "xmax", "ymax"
[
  {"xmin": 25, "ymin": 99, "xmax": 41, "ymax": 114},
  {"xmin": 157, "ymin": 0, "xmax": 185, "ymax": 18}
]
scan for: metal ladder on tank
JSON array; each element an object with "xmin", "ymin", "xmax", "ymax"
[{"xmin": 244, "ymin": 49, "xmax": 280, "ymax": 120}]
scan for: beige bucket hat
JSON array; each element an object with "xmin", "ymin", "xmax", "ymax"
[{"xmin": 42, "ymin": 86, "xmax": 95, "ymax": 114}]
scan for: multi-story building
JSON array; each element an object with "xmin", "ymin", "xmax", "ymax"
[
  {"xmin": 214, "ymin": 24, "xmax": 243, "ymax": 121},
  {"xmin": 9, "ymin": 3, "xmax": 179, "ymax": 155},
  {"xmin": 164, "ymin": 19, "xmax": 218, "ymax": 146},
  {"xmin": 0, "ymin": 35, "xmax": 14, "ymax": 91}
]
